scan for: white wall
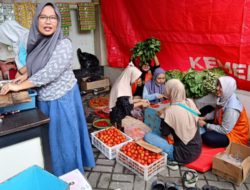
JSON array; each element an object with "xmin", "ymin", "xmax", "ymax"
[
  {"xmin": 68, "ymin": 6, "xmax": 95, "ymax": 69},
  {"xmin": 237, "ymin": 90, "xmax": 250, "ymax": 120}
]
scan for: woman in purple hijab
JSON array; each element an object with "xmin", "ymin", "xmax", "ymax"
[
  {"xmin": 143, "ymin": 67, "xmax": 166, "ymax": 103},
  {"xmin": 0, "ymin": 2, "xmax": 95, "ymax": 176}
]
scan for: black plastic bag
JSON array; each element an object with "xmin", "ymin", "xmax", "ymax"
[{"xmin": 77, "ymin": 48, "xmax": 99, "ymax": 69}]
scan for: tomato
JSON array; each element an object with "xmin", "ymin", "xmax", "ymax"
[
  {"xmin": 89, "ymin": 97, "xmax": 109, "ymax": 109},
  {"xmin": 161, "ymin": 100, "xmax": 170, "ymax": 104},
  {"xmin": 95, "ymin": 127, "xmax": 127, "ymax": 147},
  {"xmin": 150, "ymin": 104, "xmax": 160, "ymax": 108},
  {"xmin": 120, "ymin": 142, "xmax": 163, "ymax": 166}
]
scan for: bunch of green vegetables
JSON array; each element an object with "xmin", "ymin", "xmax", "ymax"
[
  {"xmin": 182, "ymin": 69, "xmax": 208, "ymax": 98},
  {"xmin": 131, "ymin": 37, "xmax": 161, "ymax": 66},
  {"xmin": 166, "ymin": 68, "xmax": 226, "ymax": 98},
  {"xmin": 165, "ymin": 70, "xmax": 185, "ymax": 81}
]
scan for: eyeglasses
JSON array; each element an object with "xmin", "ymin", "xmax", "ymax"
[{"xmin": 39, "ymin": 15, "xmax": 58, "ymax": 23}]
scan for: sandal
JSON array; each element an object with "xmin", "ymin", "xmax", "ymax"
[
  {"xmin": 151, "ymin": 180, "xmax": 165, "ymax": 190},
  {"xmin": 202, "ymin": 185, "xmax": 220, "ymax": 190},
  {"xmin": 183, "ymin": 169, "xmax": 199, "ymax": 188},
  {"xmin": 165, "ymin": 182, "xmax": 179, "ymax": 190},
  {"xmin": 167, "ymin": 160, "xmax": 179, "ymax": 171}
]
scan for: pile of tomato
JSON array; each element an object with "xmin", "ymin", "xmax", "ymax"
[
  {"xmin": 150, "ymin": 104, "xmax": 160, "ymax": 108},
  {"xmin": 120, "ymin": 142, "xmax": 163, "ymax": 166},
  {"xmin": 95, "ymin": 127, "xmax": 127, "ymax": 147},
  {"xmin": 161, "ymin": 99, "xmax": 170, "ymax": 104},
  {"xmin": 94, "ymin": 120, "xmax": 110, "ymax": 128},
  {"xmin": 89, "ymin": 96, "xmax": 109, "ymax": 109}
]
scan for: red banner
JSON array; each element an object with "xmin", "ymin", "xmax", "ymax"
[{"xmin": 101, "ymin": 0, "xmax": 250, "ymax": 91}]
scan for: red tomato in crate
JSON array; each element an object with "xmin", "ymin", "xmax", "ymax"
[
  {"xmin": 95, "ymin": 127, "xmax": 126, "ymax": 147},
  {"xmin": 120, "ymin": 142, "xmax": 163, "ymax": 166}
]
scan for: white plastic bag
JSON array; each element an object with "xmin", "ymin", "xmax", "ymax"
[{"xmin": 122, "ymin": 116, "xmax": 151, "ymax": 140}]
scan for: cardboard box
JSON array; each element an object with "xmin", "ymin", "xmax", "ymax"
[
  {"xmin": 212, "ymin": 142, "xmax": 250, "ymax": 186},
  {"xmin": 0, "ymin": 165, "xmax": 69, "ymax": 190},
  {"xmin": 81, "ymin": 77, "xmax": 110, "ymax": 91}
]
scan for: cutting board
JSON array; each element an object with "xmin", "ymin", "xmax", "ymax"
[{"xmin": 0, "ymin": 91, "xmax": 31, "ymax": 108}]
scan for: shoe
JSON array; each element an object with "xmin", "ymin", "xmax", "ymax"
[
  {"xmin": 202, "ymin": 185, "xmax": 220, "ymax": 190},
  {"xmin": 186, "ymin": 188, "xmax": 201, "ymax": 190},
  {"xmin": 151, "ymin": 180, "xmax": 165, "ymax": 190},
  {"xmin": 183, "ymin": 169, "xmax": 199, "ymax": 188},
  {"xmin": 165, "ymin": 182, "xmax": 179, "ymax": 190},
  {"xmin": 167, "ymin": 160, "xmax": 179, "ymax": 171}
]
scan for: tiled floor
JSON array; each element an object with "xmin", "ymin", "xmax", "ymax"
[{"xmin": 82, "ymin": 92, "xmax": 250, "ymax": 190}]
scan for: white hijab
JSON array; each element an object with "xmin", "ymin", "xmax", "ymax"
[
  {"xmin": 217, "ymin": 76, "xmax": 236, "ymax": 106},
  {"xmin": 161, "ymin": 79, "xmax": 200, "ymax": 145},
  {"xmin": 0, "ymin": 20, "xmax": 29, "ymax": 69},
  {"xmin": 109, "ymin": 62, "xmax": 142, "ymax": 109},
  {"xmin": 217, "ymin": 76, "xmax": 242, "ymax": 111}
]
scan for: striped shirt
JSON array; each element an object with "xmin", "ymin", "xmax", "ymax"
[{"xmin": 29, "ymin": 38, "xmax": 77, "ymax": 101}]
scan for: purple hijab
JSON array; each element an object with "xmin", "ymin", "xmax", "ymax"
[
  {"xmin": 26, "ymin": 2, "xmax": 63, "ymax": 76},
  {"xmin": 145, "ymin": 67, "xmax": 165, "ymax": 94}
]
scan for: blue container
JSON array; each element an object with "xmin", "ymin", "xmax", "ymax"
[
  {"xmin": 0, "ymin": 165, "xmax": 69, "ymax": 190},
  {"xmin": 0, "ymin": 90, "xmax": 37, "ymax": 114},
  {"xmin": 144, "ymin": 104, "xmax": 170, "ymax": 135}
]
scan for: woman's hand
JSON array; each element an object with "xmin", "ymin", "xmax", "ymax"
[
  {"xmin": 154, "ymin": 55, "xmax": 160, "ymax": 66},
  {"xmin": 141, "ymin": 101, "xmax": 150, "ymax": 108},
  {"xmin": 134, "ymin": 99, "xmax": 150, "ymax": 108},
  {"xmin": 137, "ymin": 78, "xmax": 142, "ymax": 86},
  {"xmin": 0, "ymin": 83, "xmax": 20, "ymax": 95},
  {"xmin": 15, "ymin": 71, "xmax": 22, "ymax": 79},
  {"xmin": 198, "ymin": 118, "xmax": 207, "ymax": 127},
  {"xmin": 141, "ymin": 99, "xmax": 150, "ymax": 103},
  {"xmin": 157, "ymin": 94, "xmax": 164, "ymax": 99},
  {"xmin": 13, "ymin": 73, "xmax": 28, "ymax": 84},
  {"xmin": 140, "ymin": 99, "xmax": 150, "ymax": 107}
]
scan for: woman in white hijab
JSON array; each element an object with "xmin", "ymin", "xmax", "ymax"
[
  {"xmin": 0, "ymin": 20, "xmax": 29, "ymax": 73},
  {"xmin": 198, "ymin": 76, "xmax": 249, "ymax": 147},
  {"xmin": 144, "ymin": 79, "xmax": 202, "ymax": 165},
  {"xmin": 109, "ymin": 62, "xmax": 150, "ymax": 130}
]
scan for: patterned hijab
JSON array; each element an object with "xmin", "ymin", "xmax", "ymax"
[
  {"xmin": 109, "ymin": 62, "xmax": 142, "ymax": 109},
  {"xmin": 161, "ymin": 79, "xmax": 200, "ymax": 144},
  {"xmin": 26, "ymin": 2, "xmax": 63, "ymax": 76},
  {"xmin": 144, "ymin": 67, "xmax": 165, "ymax": 94}
]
